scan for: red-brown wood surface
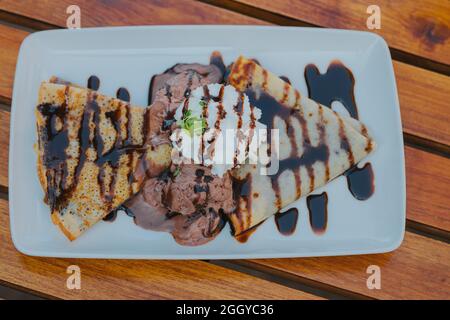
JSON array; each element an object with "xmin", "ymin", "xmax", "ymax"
[
  {"xmin": 0, "ymin": 0, "xmax": 448, "ymax": 300},
  {"xmin": 405, "ymin": 146, "xmax": 450, "ymax": 231},
  {"xmin": 0, "ymin": 24, "xmax": 27, "ymax": 101},
  {"xmin": 234, "ymin": 0, "xmax": 450, "ymax": 65},
  {"xmin": 248, "ymin": 231, "xmax": 450, "ymax": 300},
  {"xmin": 394, "ymin": 61, "xmax": 450, "ymax": 146},
  {"xmin": 0, "ymin": 0, "xmax": 265, "ymax": 27}
]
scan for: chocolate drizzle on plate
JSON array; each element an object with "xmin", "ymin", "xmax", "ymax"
[
  {"xmin": 244, "ymin": 88, "xmax": 330, "ymax": 212},
  {"xmin": 87, "ymin": 75, "xmax": 100, "ymax": 91},
  {"xmin": 305, "ymin": 61, "xmax": 358, "ymax": 119},
  {"xmin": 344, "ymin": 162, "xmax": 375, "ymax": 200},
  {"xmin": 102, "ymin": 210, "xmax": 118, "ymax": 222},
  {"xmin": 307, "ymin": 192, "xmax": 328, "ymax": 233},
  {"xmin": 274, "ymin": 208, "xmax": 298, "ymax": 236},
  {"xmin": 279, "ymin": 75, "xmax": 291, "ymax": 84},
  {"xmin": 103, "ymin": 205, "xmax": 136, "ymax": 222},
  {"xmin": 305, "ymin": 60, "xmax": 375, "ymax": 205},
  {"xmin": 116, "ymin": 87, "xmax": 130, "ymax": 102},
  {"xmin": 235, "ymin": 220, "xmax": 264, "ymax": 243}
]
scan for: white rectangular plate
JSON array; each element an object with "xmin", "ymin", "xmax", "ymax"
[{"xmin": 9, "ymin": 26, "xmax": 405, "ymax": 259}]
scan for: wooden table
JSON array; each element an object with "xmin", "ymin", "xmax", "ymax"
[{"xmin": 0, "ymin": 0, "xmax": 449, "ymax": 300}]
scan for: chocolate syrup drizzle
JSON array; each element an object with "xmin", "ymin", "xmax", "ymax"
[
  {"xmin": 239, "ymin": 60, "xmax": 375, "ymax": 238},
  {"xmin": 305, "ymin": 61, "xmax": 375, "ymax": 205},
  {"xmin": 39, "ymin": 79, "xmax": 147, "ymax": 214},
  {"xmin": 307, "ymin": 192, "xmax": 328, "ymax": 233},
  {"xmin": 304, "ymin": 62, "xmax": 358, "ymax": 119},
  {"xmin": 37, "ymin": 89, "xmax": 70, "ymax": 209},
  {"xmin": 344, "ymin": 162, "xmax": 375, "ymax": 201},
  {"xmin": 87, "ymin": 75, "xmax": 100, "ymax": 91},
  {"xmin": 275, "ymin": 208, "xmax": 299, "ymax": 236},
  {"xmin": 244, "ymin": 89, "xmax": 331, "ymax": 212},
  {"xmin": 116, "ymin": 87, "xmax": 130, "ymax": 102}
]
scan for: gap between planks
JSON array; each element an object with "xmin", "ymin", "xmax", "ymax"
[
  {"xmin": 404, "ymin": 133, "xmax": 450, "ymax": 159},
  {"xmin": 208, "ymin": 260, "xmax": 372, "ymax": 300},
  {"xmin": 0, "ymin": 279, "xmax": 51, "ymax": 300},
  {"xmin": 198, "ymin": 0, "xmax": 450, "ymax": 76}
]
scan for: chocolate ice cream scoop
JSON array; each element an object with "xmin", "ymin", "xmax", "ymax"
[{"xmin": 124, "ymin": 164, "xmax": 233, "ymax": 246}]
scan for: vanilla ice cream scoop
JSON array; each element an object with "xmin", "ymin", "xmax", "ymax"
[{"xmin": 170, "ymin": 84, "xmax": 267, "ymax": 177}]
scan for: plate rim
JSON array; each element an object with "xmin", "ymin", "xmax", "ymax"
[{"xmin": 8, "ymin": 25, "xmax": 406, "ymax": 259}]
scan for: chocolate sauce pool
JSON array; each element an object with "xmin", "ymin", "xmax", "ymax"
[
  {"xmin": 344, "ymin": 162, "xmax": 375, "ymax": 200},
  {"xmin": 116, "ymin": 87, "xmax": 130, "ymax": 102},
  {"xmin": 307, "ymin": 192, "xmax": 328, "ymax": 234},
  {"xmin": 304, "ymin": 62, "xmax": 358, "ymax": 119},
  {"xmin": 87, "ymin": 75, "xmax": 100, "ymax": 91},
  {"xmin": 275, "ymin": 208, "xmax": 299, "ymax": 236}
]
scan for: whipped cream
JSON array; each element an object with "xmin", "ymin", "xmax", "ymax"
[{"xmin": 170, "ymin": 84, "xmax": 267, "ymax": 177}]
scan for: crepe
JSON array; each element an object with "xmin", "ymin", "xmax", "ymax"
[
  {"xmin": 36, "ymin": 80, "xmax": 171, "ymax": 240},
  {"xmin": 227, "ymin": 56, "xmax": 375, "ymax": 235}
]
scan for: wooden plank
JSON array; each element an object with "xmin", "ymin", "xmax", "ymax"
[
  {"xmin": 248, "ymin": 231, "xmax": 450, "ymax": 299},
  {"xmin": 0, "ymin": 0, "xmax": 265, "ymax": 27},
  {"xmin": 234, "ymin": 0, "xmax": 450, "ymax": 65},
  {"xmin": 405, "ymin": 146, "xmax": 450, "ymax": 231},
  {"xmin": 394, "ymin": 61, "xmax": 450, "ymax": 146},
  {"xmin": 0, "ymin": 11, "xmax": 449, "ymax": 146},
  {"xmin": 0, "ymin": 199, "xmax": 317, "ymax": 299},
  {"xmin": 0, "ymin": 24, "xmax": 27, "ymax": 101}
]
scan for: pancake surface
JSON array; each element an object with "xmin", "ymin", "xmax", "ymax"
[{"xmin": 36, "ymin": 81, "xmax": 170, "ymax": 240}]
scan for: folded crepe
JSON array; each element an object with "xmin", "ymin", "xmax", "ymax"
[
  {"xmin": 36, "ymin": 80, "xmax": 171, "ymax": 240},
  {"xmin": 227, "ymin": 56, "xmax": 375, "ymax": 235}
]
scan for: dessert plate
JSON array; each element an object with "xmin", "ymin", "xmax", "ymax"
[{"xmin": 9, "ymin": 26, "xmax": 405, "ymax": 259}]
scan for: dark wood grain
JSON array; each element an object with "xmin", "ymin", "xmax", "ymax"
[
  {"xmin": 232, "ymin": 0, "xmax": 450, "ymax": 66},
  {"xmin": 0, "ymin": 110, "xmax": 9, "ymax": 187},
  {"xmin": 0, "ymin": 24, "xmax": 27, "ymax": 101}
]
